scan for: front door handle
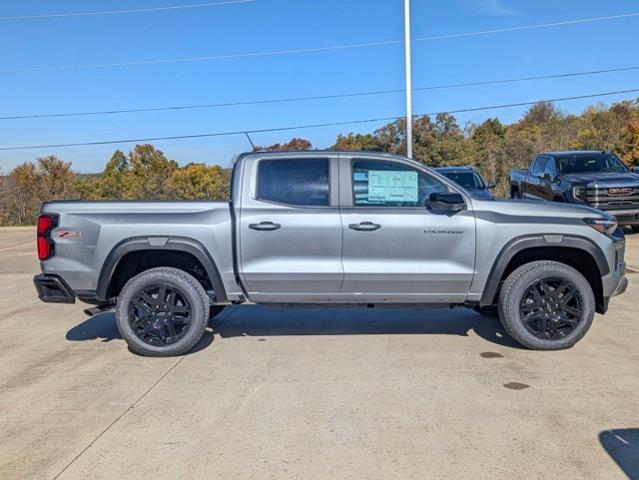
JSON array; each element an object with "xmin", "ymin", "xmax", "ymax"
[
  {"xmin": 249, "ymin": 221, "xmax": 281, "ymax": 231},
  {"xmin": 349, "ymin": 221, "xmax": 381, "ymax": 232}
]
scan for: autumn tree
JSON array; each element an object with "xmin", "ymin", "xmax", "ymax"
[
  {"xmin": 254, "ymin": 138, "xmax": 312, "ymax": 151},
  {"xmin": 1, "ymin": 156, "xmax": 76, "ymax": 225}
]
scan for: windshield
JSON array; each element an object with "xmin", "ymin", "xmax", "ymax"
[
  {"xmin": 442, "ymin": 171, "xmax": 485, "ymax": 189},
  {"xmin": 558, "ymin": 154, "xmax": 628, "ymax": 174}
]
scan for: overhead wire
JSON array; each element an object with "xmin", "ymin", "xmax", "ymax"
[
  {"xmin": 1, "ymin": 88, "xmax": 638, "ymax": 151},
  {"xmin": 0, "ymin": 1, "xmax": 255, "ymax": 20},
  {"xmin": 2, "ymin": 12, "xmax": 638, "ymax": 72}
]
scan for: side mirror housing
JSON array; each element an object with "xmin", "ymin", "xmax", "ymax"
[
  {"xmin": 486, "ymin": 180, "xmax": 496, "ymax": 189},
  {"xmin": 427, "ymin": 192, "xmax": 466, "ymax": 214}
]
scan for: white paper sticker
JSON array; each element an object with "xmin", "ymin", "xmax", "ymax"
[{"xmin": 367, "ymin": 170, "xmax": 418, "ymax": 202}]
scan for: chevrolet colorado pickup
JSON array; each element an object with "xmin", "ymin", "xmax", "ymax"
[
  {"xmin": 34, "ymin": 151, "xmax": 628, "ymax": 356},
  {"xmin": 510, "ymin": 150, "xmax": 639, "ymax": 230}
]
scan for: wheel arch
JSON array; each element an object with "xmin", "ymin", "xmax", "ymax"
[
  {"xmin": 96, "ymin": 236, "xmax": 227, "ymax": 303},
  {"xmin": 480, "ymin": 235, "xmax": 608, "ymax": 313}
]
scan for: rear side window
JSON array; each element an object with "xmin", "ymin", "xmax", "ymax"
[
  {"xmin": 257, "ymin": 158, "xmax": 329, "ymax": 206},
  {"xmin": 352, "ymin": 159, "xmax": 445, "ymax": 207}
]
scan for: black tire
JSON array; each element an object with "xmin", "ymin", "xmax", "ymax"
[
  {"xmin": 473, "ymin": 305, "xmax": 500, "ymax": 318},
  {"xmin": 511, "ymin": 189, "xmax": 521, "ymax": 199},
  {"xmin": 115, "ymin": 267, "xmax": 210, "ymax": 357},
  {"xmin": 631, "ymin": 226, "xmax": 639, "ymax": 234},
  {"xmin": 498, "ymin": 260, "xmax": 595, "ymax": 350}
]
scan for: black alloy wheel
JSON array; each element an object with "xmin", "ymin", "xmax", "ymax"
[
  {"xmin": 519, "ymin": 277, "xmax": 583, "ymax": 340},
  {"xmin": 128, "ymin": 284, "xmax": 192, "ymax": 346}
]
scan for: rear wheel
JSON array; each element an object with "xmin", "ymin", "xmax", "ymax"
[
  {"xmin": 631, "ymin": 226, "xmax": 639, "ymax": 234},
  {"xmin": 116, "ymin": 267, "xmax": 210, "ymax": 357},
  {"xmin": 511, "ymin": 189, "xmax": 521, "ymax": 199},
  {"xmin": 498, "ymin": 260, "xmax": 595, "ymax": 350}
]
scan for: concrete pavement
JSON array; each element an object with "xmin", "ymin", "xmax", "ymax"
[{"xmin": 1, "ymin": 227, "xmax": 638, "ymax": 479}]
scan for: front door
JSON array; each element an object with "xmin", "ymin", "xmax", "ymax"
[
  {"xmin": 238, "ymin": 155, "xmax": 343, "ymax": 302},
  {"xmin": 339, "ymin": 157, "xmax": 476, "ymax": 303}
]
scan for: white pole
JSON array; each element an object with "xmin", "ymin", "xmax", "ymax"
[{"xmin": 404, "ymin": 0, "xmax": 413, "ymax": 159}]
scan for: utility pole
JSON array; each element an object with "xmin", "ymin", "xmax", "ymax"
[{"xmin": 404, "ymin": 0, "xmax": 413, "ymax": 158}]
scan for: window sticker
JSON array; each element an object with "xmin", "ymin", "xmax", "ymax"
[
  {"xmin": 367, "ymin": 170, "xmax": 418, "ymax": 202},
  {"xmin": 353, "ymin": 171, "xmax": 368, "ymax": 181}
]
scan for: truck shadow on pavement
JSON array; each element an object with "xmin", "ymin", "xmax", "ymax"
[
  {"xmin": 65, "ymin": 311, "xmax": 215, "ymax": 354},
  {"xmin": 65, "ymin": 306, "xmax": 523, "ymax": 350},
  {"xmin": 213, "ymin": 305, "xmax": 522, "ymax": 348},
  {"xmin": 600, "ymin": 429, "xmax": 639, "ymax": 480}
]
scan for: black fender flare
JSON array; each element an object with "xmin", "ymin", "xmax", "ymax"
[
  {"xmin": 479, "ymin": 234, "xmax": 609, "ymax": 306},
  {"xmin": 96, "ymin": 236, "xmax": 227, "ymax": 303}
]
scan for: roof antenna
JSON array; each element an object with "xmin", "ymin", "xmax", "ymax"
[{"xmin": 244, "ymin": 132, "xmax": 257, "ymax": 151}]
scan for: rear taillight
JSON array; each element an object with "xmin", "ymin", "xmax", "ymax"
[{"xmin": 37, "ymin": 215, "xmax": 56, "ymax": 260}]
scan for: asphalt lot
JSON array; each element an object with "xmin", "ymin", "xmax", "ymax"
[{"xmin": 1, "ymin": 226, "xmax": 638, "ymax": 480}]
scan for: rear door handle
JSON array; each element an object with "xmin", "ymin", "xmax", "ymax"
[
  {"xmin": 349, "ymin": 221, "xmax": 381, "ymax": 232},
  {"xmin": 249, "ymin": 221, "xmax": 281, "ymax": 231}
]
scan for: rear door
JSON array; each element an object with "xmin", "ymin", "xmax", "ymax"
[
  {"xmin": 338, "ymin": 156, "xmax": 476, "ymax": 303},
  {"xmin": 238, "ymin": 155, "xmax": 343, "ymax": 302}
]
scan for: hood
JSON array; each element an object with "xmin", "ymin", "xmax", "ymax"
[
  {"xmin": 471, "ymin": 198, "xmax": 610, "ymax": 220},
  {"xmin": 561, "ymin": 172, "xmax": 639, "ymax": 187}
]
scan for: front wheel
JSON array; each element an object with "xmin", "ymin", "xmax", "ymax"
[
  {"xmin": 116, "ymin": 267, "xmax": 210, "ymax": 357},
  {"xmin": 498, "ymin": 260, "xmax": 595, "ymax": 350}
]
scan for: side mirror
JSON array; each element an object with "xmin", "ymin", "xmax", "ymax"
[
  {"xmin": 427, "ymin": 192, "xmax": 465, "ymax": 214},
  {"xmin": 486, "ymin": 180, "xmax": 496, "ymax": 189},
  {"xmin": 542, "ymin": 172, "xmax": 553, "ymax": 182}
]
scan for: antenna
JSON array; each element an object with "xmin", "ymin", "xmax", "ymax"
[{"xmin": 244, "ymin": 132, "xmax": 256, "ymax": 151}]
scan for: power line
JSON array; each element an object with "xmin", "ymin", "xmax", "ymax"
[
  {"xmin": 3, "ymin": 65, "xmax": 639, "ymax": 121},
  {"xmin": 1, "ymin": 88, "xmax": 638, "ymax": 152},
  {"xmin": 414, "ymin": 12, "xmax": 639, "ymax": 41},
  {"xmin": 0, "ymin": 1, "xmax": 254, "ymax": 20},
  {"xmin": 2, "ymin": 12, "xmax": 638, "ymax": 72}
]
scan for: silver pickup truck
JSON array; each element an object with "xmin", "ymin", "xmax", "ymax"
[{"xmin": 34, "ymin": 151, "xmax": 628, "ymax": 356}]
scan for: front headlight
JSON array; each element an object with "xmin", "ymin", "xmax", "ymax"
[
  {"xmin": 584, "ymin": 217, "xmax": 618, "ymax": 235},
  {"xmin": 572, "ymin": 186, "xmax": 587, "ymax": 202}
]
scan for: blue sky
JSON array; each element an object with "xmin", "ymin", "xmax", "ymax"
[{"xmin": 1, "ymin": 0, "xmax": 638, "ymax": 172}]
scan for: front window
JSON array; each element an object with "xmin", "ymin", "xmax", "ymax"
[
  {"xmin": 558, "ymin": 154, "xmax": 628, "ymax": 174},
  {"xmin": 352, "ymin": 160, "xmax": 446, "ymax": 207},
  {"xmin": 442, "ymin": 171, "xmax": 485, "ymax": 190},
  {"xmin": 530, "ymin": 156, "xmax": 548, "ymax": 176}
]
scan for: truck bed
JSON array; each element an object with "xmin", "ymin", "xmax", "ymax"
[{"xmin": 40, "ymin": 200, "xmax": 240, "ymax": 301}]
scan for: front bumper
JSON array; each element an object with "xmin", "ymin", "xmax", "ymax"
[
  {"xmin": 604, "ymin": 209, "xmax": 639, "ymax": 226},
  {"xmin": 613, "ymin": 276, "xmax": 629, "ymax": 296},
  {"xmin": 33, "ymin": 274, "xmax": 75, "ymax": 304}
]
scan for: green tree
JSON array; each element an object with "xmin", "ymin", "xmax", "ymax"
[
  {"xmin": 126, "ymin": 144, "xmax": 178, "ymax": 199},
  {"xmin": 98, "ymin": 150, "xmax": 129, "ymax": 199},
  {"xmin": 168, "ymin": 163, "xmax": 231, "ymax": 200}
]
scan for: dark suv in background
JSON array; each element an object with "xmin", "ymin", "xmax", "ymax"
[
  {"xmin": 510, "ymin": 151, "xmax": 639, "ymax": 231},
  {"xmin": 435, "ymin": 166, "xmax": 495, "ymax": 200}
]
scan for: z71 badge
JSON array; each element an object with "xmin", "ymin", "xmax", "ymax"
[{"xmin": 57, "ymin": 230, "xmax": 84, "ymax": 239}]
